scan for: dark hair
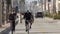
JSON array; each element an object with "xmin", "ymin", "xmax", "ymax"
[{"xmin": 12, "ymin": 9, "xmax": 15, "ymax": 12}]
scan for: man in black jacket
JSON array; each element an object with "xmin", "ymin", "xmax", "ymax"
[
  {"xmin": 9, "ymin": 10, "xmax": 16, "ymax": 34},
  {"xmin": 24, "ymin": 10, "xmax": 34, "ymax": 31}
]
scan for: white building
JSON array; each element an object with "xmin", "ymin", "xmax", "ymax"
[
  {"xmin": 56, "ymin": 0, "xmax": 60, "ymax": 15},
  {"xmin": 46, "ymin": 0, "xmax": 60, "ymax": 15}
]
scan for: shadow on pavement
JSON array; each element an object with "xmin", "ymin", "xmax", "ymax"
[{"xmin": 0, "ymin": 20, "xmax": 18, "ymax": 34}]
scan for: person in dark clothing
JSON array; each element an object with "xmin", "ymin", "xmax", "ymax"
[
  {"xmin": 30, "ymin": 12, "xmax": 34, "ymax": 24},
  {"xmin": 9, "ymin": 10, "xmax": 16, "ymax": 34},
  {"xmin": 24, "ymin": 10, "xmax": 33, "ymax": 31}
]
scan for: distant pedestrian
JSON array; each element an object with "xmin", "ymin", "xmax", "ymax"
[{"xmin": 20, "ymin": 12, "xmax": 22, "ymax": 23}]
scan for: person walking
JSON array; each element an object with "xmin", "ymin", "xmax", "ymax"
[{"xmin": 9, "ymin": 10, "xmax": 16, "ymax": 34}]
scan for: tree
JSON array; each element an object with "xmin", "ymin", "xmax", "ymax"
[
  {"xmin": 20, "ymin": 0, "xmax": 25, "ymax": 4},
  {"xmin": 20, "ymin": 0, "xmax": 25, "ymax": 2},
  {"xmin": 6, "ymin": 0, "xmax": 11, "ymax": 5},
  {"xmin": 6, "ymin": 0, "xmax": 11, "ymax": 23}
]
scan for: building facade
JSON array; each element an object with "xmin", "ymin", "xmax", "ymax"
[
  {"xmin": 56, "ymin": 0, "xmax": 60, "ymax": 15},
  {"xmin": 43, "ymin": 0, "xmax": 56, "ymax": 14}
]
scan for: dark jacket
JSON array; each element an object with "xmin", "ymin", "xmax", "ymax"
[
  {"xmin": 9, "ymin": 13, "xmax": 16, "ymax": 21},
  {"xmin": 9, "ymin": 13, "xmax": 16, "ymax": 31},
  {"xmin": 24, "ymin": 12, "xmax": 32, "ymax": 20}
]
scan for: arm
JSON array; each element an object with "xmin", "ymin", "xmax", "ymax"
[{"xmin": 23, "ymin": 13, "xmax": 26, "ymax": 19}]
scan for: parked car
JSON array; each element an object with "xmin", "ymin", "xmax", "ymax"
[{"xmin": 35, "ymin": 12, "xmax": 43, "ymax": 18}]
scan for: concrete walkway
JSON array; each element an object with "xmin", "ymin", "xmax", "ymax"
[{"xmin": 9, "ymin": 16, "xmax": 60, "ymax": 34}]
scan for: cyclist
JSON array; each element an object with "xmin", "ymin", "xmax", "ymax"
[{"xmin": 23, "ymin": 10, "xmax": 33, "ymax": 31}]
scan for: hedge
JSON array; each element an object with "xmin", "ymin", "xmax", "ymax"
[{"xmin": 54, "ymin": 15, "xmax": 60, "ymax": 19}]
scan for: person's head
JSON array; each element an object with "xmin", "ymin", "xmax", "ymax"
[
  {"xmin": 27, "ymin": 10, "xmax": 29, "ymax": 13},
  {"xmin": 11, "ymin": 10, "xmax": 15, "ymax": 14}
]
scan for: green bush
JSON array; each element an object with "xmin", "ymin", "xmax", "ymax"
[
  {"xmin": 44, "ymin": 13, "xmax": 53, "ymax": 18},
  {"xmin": 54, "ymin": 15, "xmax": 60, "ymax": 19}
]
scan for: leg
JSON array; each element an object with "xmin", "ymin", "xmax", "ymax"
[
  {"xmin": 25, "ymin": 21, "xmax": 28, "ymax": 31},
  {"xmin": 11, "ymin": 24, "xmax": 13, "ymax": 34},
  {"xmin": 30, "ymin": 20, "xmax": 33, "ymax": 29},
  {"xmin": 13, "ymin": 21, "xmax": 15, "ymax": 32}
]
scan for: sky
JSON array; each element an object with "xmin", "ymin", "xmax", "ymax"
[{"xmin": 25, "ymin": 0, "xmax": 37, "ymax": 4}]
